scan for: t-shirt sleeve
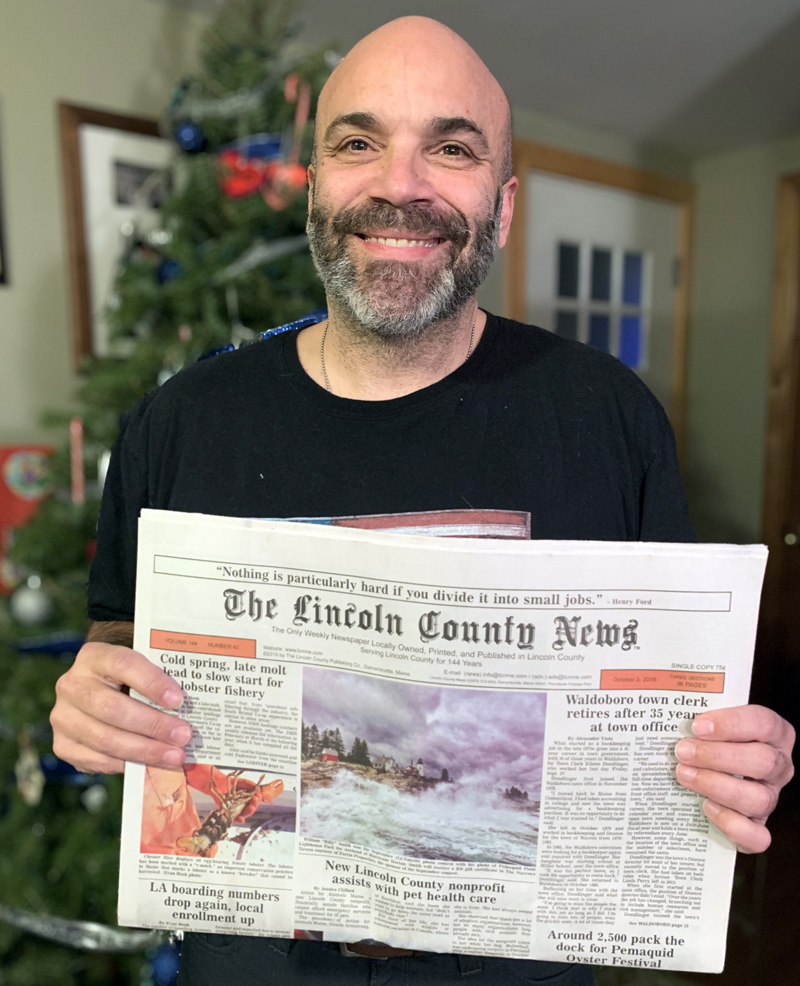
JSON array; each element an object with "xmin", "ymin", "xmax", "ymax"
[
  {"xmin": 638, "ymin": 409, "xmax": 696, "ymax": 543},
  {"xmin": 87, "ymin": 399, "xmax": 152, "ymax": 622}
]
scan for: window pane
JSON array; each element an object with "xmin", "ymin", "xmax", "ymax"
[
  {"xmin": 557, "ymin": 243, "xmax": 580, "ymax": 299},
  {"xmin": 588, "ymin": 313, "xmax": 610, "ymax": 352},
  {"xmin": 622, "ymin": 252, "xmax": 643, "ymax": 306},
  {"xmin": 555, "ymin": 310, "xmax": 578, "ymax": 340},
  {"xmin": 591, "ymin": 248, "xmax": 612, "ymax": 302},
  {"xmin": 619, "ymin": 315, "xmax": 642, "ymax": 367}
]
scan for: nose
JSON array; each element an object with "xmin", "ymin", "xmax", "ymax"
[{"xmin": 365, "ymin": 143, "xmax": 433, "ymax": 207}]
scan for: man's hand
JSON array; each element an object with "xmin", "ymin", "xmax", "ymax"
[
  {"xmin": 675, "ymin": 704, "xmax": 795, "ymax": 853},
  {"xmin": 51, "ymin": 640, "xmax": 192, "ymax": 773}
]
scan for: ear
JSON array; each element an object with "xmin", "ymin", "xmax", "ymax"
[
  {"xmin": 306, "ymin": 165, "xmax": 315, "ymax": 219},
  {"xmin": 496, "ymin": 176, "xmax": 518, "ymax": 250}
]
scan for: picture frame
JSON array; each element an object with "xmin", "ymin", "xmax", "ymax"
[
  {"xmin": 58, "ymin": 103, "xmax": 172, "ymax": 364},
  {"xmin": 0, "ymin": 112, "xmax": 8, "ymax": 286}
]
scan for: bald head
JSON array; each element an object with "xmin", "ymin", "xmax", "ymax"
[{"xmin": 314, "ymin": 17, "xmax": 513, "ymax": 183}]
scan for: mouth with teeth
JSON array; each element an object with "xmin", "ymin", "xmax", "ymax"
[{"xmin": 357, "ymin": 234, "xmax": 446, "ymax": 249}]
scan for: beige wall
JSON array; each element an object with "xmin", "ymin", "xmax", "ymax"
[
  {"xmin": 0, "ymin": 0, "xmax": 210, "ymax": 444},
  {"xmin": 685, "ymin": 134, "xmax": 800, "ymax": 543}
]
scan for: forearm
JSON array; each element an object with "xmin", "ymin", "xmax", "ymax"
[{"xmin": 86, "ymin": 620, "xmax": 134, "ymax": 647}]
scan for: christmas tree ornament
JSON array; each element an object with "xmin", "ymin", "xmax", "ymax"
[
  {"xmin": 173, "ymin": 118, "xmax": 207, "ymax": 153},
  {"xmin": 15, "ymin": 734, "xmax": 45, "ymax": 806},
  {"xmin": 220, "ymin": 132, "xmax": 283, "ymax": 161},
  {"xmin": 80, "ymin": 783, "xmax": 108, "ymax": 814},
  {"xmin": 261, "ymin": 160, "xmax": 306, "ymax": 210},
  {"xmin": 157, "ymin": 258, "xmax": 183, "ymax": 284},
  {"xmin": 146, "ymin": 941, "xmax": 181, "ymax": 986},
  {"xmin": 217, "ymin": 131, "xmax": 291, "ymax": 199},
  {"xmin": 70, "ymin": 416, "xmax": 85, "ymax": 507},
  {"xmin": 9, "ymin": 574, "xmax": 54, "ymax": 627},
  {"xmin": 218, "ymin": 149, "xmax": 268, "ymax": 198},
  {"xmin": 147, "ymin": 228, "xmax": 173, "ymax": 248},
  {"xmin": 1, "ymin": 445, "xmax": 52, "ymax": 591}
]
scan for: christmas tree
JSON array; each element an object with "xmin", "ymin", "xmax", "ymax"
[{"xmin": 0, "ymin": 1, "xmax": 329, "ymax": 982}]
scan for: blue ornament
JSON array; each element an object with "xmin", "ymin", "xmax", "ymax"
[
  {"xmin": 173, "ymin": 119, "xmax": 206, "ymax": 154},
  {"xmin": 148, "ymin": 942, "xmax": 181, "ymax": 986},
  {"xmin": 220, "ymin": 132, "xmax": 283, "ymax": 161},
  {"xmin": 157, "ymin": 259, "xmax": 183, "ymax": 284}
]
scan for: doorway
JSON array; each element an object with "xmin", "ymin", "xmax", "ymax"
[{"xmin": 506, "ymin": 141, "xmax": 693, "ymax": 458}]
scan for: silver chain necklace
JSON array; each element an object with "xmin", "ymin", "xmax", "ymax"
[{"xmin": 320, "ymin": 313, "xmax": 477, "ymax": 394}]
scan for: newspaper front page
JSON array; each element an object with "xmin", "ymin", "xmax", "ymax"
[{"xmin": 119, "ymin": 509, "xmax": 768, "ymax": 973}]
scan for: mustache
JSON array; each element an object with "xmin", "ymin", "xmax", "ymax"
[{"xmin": 329, "ymin": 202, "xmax": 471, "ymax": 250}]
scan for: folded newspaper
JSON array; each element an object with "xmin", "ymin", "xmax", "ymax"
[{"xmin": 119, "ymin": 509, "xmax": 768, "ymax": 973}]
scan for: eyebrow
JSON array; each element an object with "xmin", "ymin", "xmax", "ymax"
[
  {"xmin": 429, "ymin": 117, "xmax": 490, "ymax": 154},
  {"xmin": 323, "ymin": 112, "xmax": 385, "ymax": 144}
]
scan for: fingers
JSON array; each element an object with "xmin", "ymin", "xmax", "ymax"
[
  {"xmin": 53, "ymin": 705, "xmax": 191, "ymax": 773},
  {"xmin": 702, "ymin": 801, "xmax": 772, "ymax": 855},
  {"xmin": 673, "ymin": 704, "xmax": 796, "ymax": 854},
  {"xmin": 675, "ymin": 763, "xmax": 777, "ymax": 820},
  {"xmin": 51, "ymin": 641, "xmax": 192, "ymax": 773},
  {"xmin": 692, "ymin": 705, "xmax": 796, "ymax": 754},
  {"xmin": 675, "ymin": 736, "xmax": 793, "ymax": 786},
  {"xmin": 80, "ymin": 642, "xmax": 185, "ymax": 709}
]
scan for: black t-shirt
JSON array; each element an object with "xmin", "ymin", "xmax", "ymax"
[{"xmin": 88, "ymin": 312, "xmax": 694, "ymax": 621}]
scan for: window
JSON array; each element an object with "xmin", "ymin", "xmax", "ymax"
[{"xmin": 552, "ymin": 241, "xmax": 650, "ymax": 369}]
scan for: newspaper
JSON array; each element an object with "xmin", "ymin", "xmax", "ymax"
[{"xmin": 119, "ymin": 508, "xmax": 768, "ymax": 974}]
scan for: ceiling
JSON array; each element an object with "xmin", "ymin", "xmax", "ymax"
[{"xmin": 159, "ymin": 0, "xmax": 800, "ymax": 157}]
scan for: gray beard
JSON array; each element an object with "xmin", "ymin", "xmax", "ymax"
[{"xmin": 307, "ymin": 194, "xmax": 503, "ymax": 341}]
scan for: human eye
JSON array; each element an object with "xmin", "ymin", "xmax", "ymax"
[
  {"xmin": 432, "ymin": 142, "xmax": 474, "ymax": 164},
  {"xmin": 339, "ymin": 136, "xmax": 372, "ymax": 153}
]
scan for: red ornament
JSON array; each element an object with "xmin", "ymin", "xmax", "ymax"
[
  {"xmin": 218, "ymin": 149, "xmax": 268, "ymax": 199},
  {"xmin": 261, "ymin": 161, "xmax": 307, "ymax": 211}
]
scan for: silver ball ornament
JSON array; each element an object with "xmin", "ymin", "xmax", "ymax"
[{"xmin": 9, "ymin": 575, "xmax": 54, "ymax": 627}]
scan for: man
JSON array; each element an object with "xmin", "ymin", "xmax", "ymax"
[{"xmin": 51, "ymin": 16, "xmax": 794, "ymax": 986}]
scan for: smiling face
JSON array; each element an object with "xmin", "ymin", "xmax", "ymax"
[{"xmin": 307, "ymin": 17, "xmax": 517, "ymax": 339}]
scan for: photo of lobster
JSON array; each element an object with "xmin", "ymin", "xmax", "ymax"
[
  {"xmin": 141, "ymin": 763, "xmax": 295, "ymax": 861},
  {"xmin": 176, "ymin": 769, "xmax": 283, "ymax": 857}
]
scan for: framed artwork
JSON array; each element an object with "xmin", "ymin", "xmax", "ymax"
[{"xmin": 58, "ymin": 103, "xmax": 172, "ymax": 364}]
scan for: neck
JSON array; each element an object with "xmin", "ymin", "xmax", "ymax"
[{"xmin": 297, "ymin": 303, "xmax": 485, "ymax": 400}]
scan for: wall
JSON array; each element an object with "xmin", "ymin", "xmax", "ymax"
[
  {"xmin": 685, "ymin": 134, "xmax": 800, "ymax": 542},
  {"xmin": 0, "ymin": 0, "xmax": 210, "ymax": 444}
]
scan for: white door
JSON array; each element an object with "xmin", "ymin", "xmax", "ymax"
[{"xmin": 525, "ymin": 172, "xmax": 680, "ymax": 411}]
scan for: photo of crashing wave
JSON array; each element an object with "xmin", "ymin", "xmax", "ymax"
[{"xmin": 300, "ymin": 669, "xmax": 546, "ymax": 867}]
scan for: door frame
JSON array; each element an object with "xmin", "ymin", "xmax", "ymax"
[
  {"xmin": 505, "ymin": 140, "xmax": 694, "ymax": 459},
  {"xmin": 762, "ymin": 173, "xmax": 800, "ymax": 559}
]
